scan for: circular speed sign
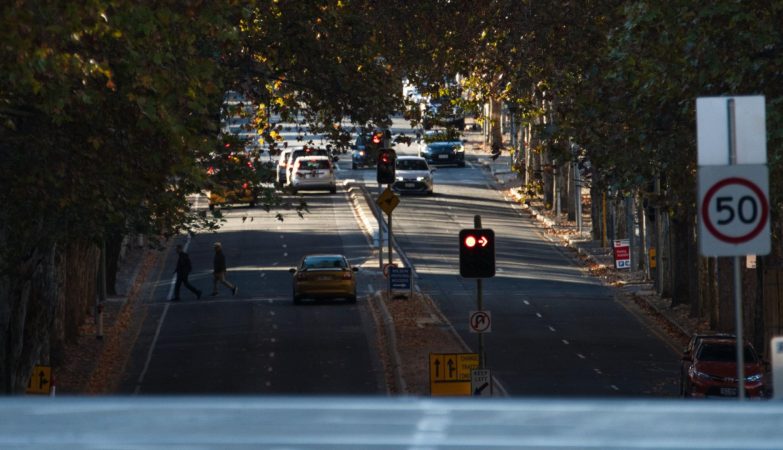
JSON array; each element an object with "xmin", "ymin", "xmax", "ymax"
[{"xmin": 701, "ymin": 177, "xmax": 769, "ymax": 244}]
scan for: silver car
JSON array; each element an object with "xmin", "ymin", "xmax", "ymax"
[{"xmin": 392, "ymin": 156, "xmax": 434, "ymax": 195}]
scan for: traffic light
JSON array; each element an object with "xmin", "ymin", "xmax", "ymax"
[
  {"xmin": 459, "ymin": 228, "xmax": 495, "ymax": 278},
  {"xmin": 371, "ymin": 131, "xmax": 384, "ymax": 146},
  {"xmin": 377, "ymin": 148, "xmax": 396, "ymax": 184}
]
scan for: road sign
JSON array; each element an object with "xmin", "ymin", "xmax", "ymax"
[
  {"xmin": 471, "ymin": 369, "xmax": 492, "ymax": 396},
  {"xmin": 698, "ymin": 165, "xmax": 770, "ymax": 256},
  {"xmin": 376, "ymin": 187, "xmax": 399, "ymax": 216},
  {"xmin": 697, "ymin": 96, "xmax": 766, "ymax": 165},
  {"xmin": 389, "ymin": 267, "xmax": 412, "ymax": 298},
  {"xmin": 26, "ymin": 365, "xmax": 52, "ymax": 395},
  {"xmin": 429, "ymin": 352, "xmax": 479, "ymax": 396},
  {"xmin": 469, "ymin": 310, "xmax": 491, "ymax": 333},
  {"xmin": 772, "ymin": 337, "xmax": 783, "ymax": 400},
  {"xmin": 613, "ymin": 239, "xmax": 630, "ymax": 269}
]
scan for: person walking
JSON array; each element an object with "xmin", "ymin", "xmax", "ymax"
[
  {"xmin": 171, "ymin": 244, "xmax": 201, "ymax": 301},
  {"xmin": 211, "ymin": 242, "xmax": 237, "ymax": 296}
]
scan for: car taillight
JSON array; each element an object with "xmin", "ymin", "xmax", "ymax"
[{"xmin": 242, "ymin": 182, "xmax": 248, "ymax": 189}]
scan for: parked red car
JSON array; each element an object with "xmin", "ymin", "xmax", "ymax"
[{"xmin": 680, "ymin": 334, "xmax": 766, "ymax": 398}]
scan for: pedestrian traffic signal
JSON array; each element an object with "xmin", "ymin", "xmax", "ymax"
[
  {"xmin": 377, "ymin": 148, "xmax": 396, "ymax": 184},
  {"xmin": 459, "ymin": 228, "xmax": 495, "ymax": 278}
]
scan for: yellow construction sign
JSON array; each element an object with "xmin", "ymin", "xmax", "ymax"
[
  {"xmin": 26, "ymin": 365, "xmax": 52, "ymax": 395},
  {"xmin": 429, "ymin": 353, "xmax": 479, "ymax": 396}
]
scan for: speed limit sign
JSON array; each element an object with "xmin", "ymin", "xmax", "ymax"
[{"xmin": 698, "ymin": 164, "xmax": 770, "ymax": 256}]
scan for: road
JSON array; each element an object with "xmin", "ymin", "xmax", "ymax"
[
  {"xmin": 119, "ymin": 192, "xmax": 385, "ymax": 394},
  {"xmin": 120, "ymin": 116, "xmax": 680, "ymax": 397},
  {"xmin": 377, "ymin": 123, "xmax": 681, "ymax": 396}
]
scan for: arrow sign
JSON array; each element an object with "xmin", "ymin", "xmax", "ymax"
[
  {"xmin": 473, "ymin": 382, "xmax": 489, "ymax": 395},
  {"xmin": 471, "ymin": 369, "xmax": 492, "ymax": 396},
  {"xmin": 477, "ymin": 236, "xmax": 488, "ymax": 247},
  {"xmin": 434, "ymin": 359, "xmax": 441, "ymax": 378}
]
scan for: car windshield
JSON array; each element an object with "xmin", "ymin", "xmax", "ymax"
[
  {"xmin": 397, "ymin": 160, "xmax": 429, "ymax": 171},
  {"xmin": 697, "ymin": 343, "xmax": 758, "ymax": 363},
  {"xmin": 291, "ymin": 149, "xmax": 328, "ymax": 161},
  {"xmin": 296, "ymin": 159, "xmax": 330, "ymax": 170},
  {"xmin": 303, "ymin": 256, "xmax": 346, "ymax": 269}
]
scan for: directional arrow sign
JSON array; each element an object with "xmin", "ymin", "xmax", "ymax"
[{"xmin": 471, "ymin": 369, "xmax": 492, "ymax": 396}]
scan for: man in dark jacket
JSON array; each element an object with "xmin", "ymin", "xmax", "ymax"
[
  {"xmin": 171, "ymin": 244, "xmax": 201, "ymax": 301},
  {"xmin": 212, "ymin": 242, "xmax": 237, "ymax": 296}
]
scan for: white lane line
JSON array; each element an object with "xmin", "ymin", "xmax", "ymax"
[
  {"xmin": 536, "ymin": 313, "xmax": 542, "ymax": 318},
  {"xmin": 577, "ymin": 354, "xmax": 586, "ymax": 360},
  {"xmin": 523, "ymin": 300, "xmax": 530, "ymax": 306},
  {"xmin": 269, "ymin": 352, "xmax": 275, "ymax": 358},
  {"xmin": 269, "ymin": 311, "xmax": 276, "ymax": 316},
  {"xmin": 594, "ymin": 368, "xmax": 603, "ymax": 375},
  {"xmin": 282, "ymin": 244, "xmax": 287, "ymax": 248},
  {"xmin": 367, "ymin": 283, "xmax": 373, "ymax": 292},
  {"xmin": 283, "ymin": 252, "xmax": 288, "ymax": 257},
  {"xmin": 267, "ymin": 367, "xmax": 273, "ymax": 373},
  {"xmin": 610, "ymin": 385, "xmax": 620, "ymax": 391},
  {"xmin": 548, "ymin": 326, "xmax": 556, "ymax": 332},
  {"xmin": 134, "ymin": 302, "xmax": 170, "ymax": 395},
  {"xmin": 265, "ymin": 381, "xmax": 272, "ymax": 387},
  {"xmin": 260, "ymin": 273, "xmax": 266, "ymax": 278},
  {"xmin": 561, "ymin": 339, "xmax": 570, "ymax": 345}
]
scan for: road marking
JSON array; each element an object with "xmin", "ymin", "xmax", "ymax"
[
  {"xmin": 561, "ymin": 339, "xmax": 570, "ymax": 345},
  {"xmin": 282, "ymin": 244, "xmax": 287, "ymax": 248},
  {"xmin": 271, "ymin": 338, "xmax": 277, "ymax": 343},
  {"xmin": 536, "ymin": 313, "xmax": 542, "ymax": 318},
  {"xmin": 610, "ymin": 385, "xmax": 620, "ymax": 391},
  {"xmin": 548, "ymin": 326, "xmax": 556, "ymax": 332},
  {"xmin": 260, "ymin": 273, "xmax": 266, "ymax": 278},
  {"xmin": 134, "ymin": 302, "xmax": 170, "ymax": 395},
  {"xmin": 577, "ymin": 353, "xmax": 586, "ymax": 360},
  {"xmin": 265, "ymin": 381, "xmax": 272, "ymax": 387},
  {"xmin": 267, "ymin": 367, "xmax": 273, "ymax": 372},
  {"xmin": 594, "ymin": 368, "xmax": 603, "ymax": 375},
  {"xmin": 283, "ymin": 252, "xmax": 288, "ymax": 257},
  {"xmin": 523, "ymin": 300, "xmax": 530, "ymax": 306},
  {"xmin": 269, "ymin": 352, "xmax": 275, "ymax": 358},
  {"xmin": 269, "ymin": 311, "xmax": 276, "ymax": 316},
  {"xmin": 272, "ymin": 262, "xmax": 279, "ymax": 266}
]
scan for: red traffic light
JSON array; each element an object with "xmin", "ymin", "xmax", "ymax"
[
  {"xmin": 371, "ymin": 132, "xmax": 383, "ymax": 145},
  {"xmin": 459, "ymin": 228, "xmax": 495, "ymax": 278},
  {"xmin": 464, "ymin": 235, "xmax": 476, "ymax": 248},
  {"xmin": 380, "ymin": 153, "xmax": 391, "ymax": 164}
]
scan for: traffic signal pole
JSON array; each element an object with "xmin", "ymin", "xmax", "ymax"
[{"xmin": 474, "ymin": 215, "xmax": 485, "ymax": 369}]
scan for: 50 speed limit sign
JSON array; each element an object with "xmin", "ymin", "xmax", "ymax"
[{"xmin": 698, "ymin": 164, "xmax": 770, "ymax": 256}]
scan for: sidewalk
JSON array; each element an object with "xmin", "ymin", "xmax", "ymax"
[{"xmin": 55, "ymin": 241, "xmax": 161, "ymax": 394}]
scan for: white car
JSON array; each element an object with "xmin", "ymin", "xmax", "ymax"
[
  {"xmin": 392, "ymin": 156, "xmax": 434, "ymax": 195},
  {"xmin": 289, "ymin": 155, "xmax": 337, "ymax": 194}
]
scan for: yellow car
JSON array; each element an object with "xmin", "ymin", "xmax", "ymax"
[{"xmin": 289, "ymin": 254, "xmax": 358, "ymax": 304}]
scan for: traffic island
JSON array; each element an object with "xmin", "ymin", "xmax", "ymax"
[{"xmin": 368, "ymin": 290, "xmax": 467, "ymax": 395}]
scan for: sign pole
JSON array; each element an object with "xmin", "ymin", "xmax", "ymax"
[
  {"xmin": 474, "ymin": 214, "xmax": 485, "ymax": 369},
  {"xmin": 378, "ymin": 184, "xmax": 383, "ymax": 269},
  {"xmin": 388, "ymin": 197, "xmax": 393, "ymax": 266},
  {"xmin": 727, "ymin": 98, "xmax": 746, "ymax": 400}
]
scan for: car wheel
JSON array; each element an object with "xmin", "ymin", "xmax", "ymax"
[
  {"xmin": 458, "ymin": 161, "xmax": 466, "ymax": 167},
  {"xmin": 249, "ymin": 200, "xmax": 256, "ymax": 208},
  {"xmin": 330, "ymin": 186, "xmax": 337, "ymax": 194}
]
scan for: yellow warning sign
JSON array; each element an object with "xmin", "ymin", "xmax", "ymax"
[
  {"xmin": 26, "ymin": 365, "xmax": 52, "ymax": 395},
  {"xmin": 376, "ymin": 187, "xmax": 400, "ymax": 216},
  {"xmin": 429, "ymin": 353, "xmax": 479, "ymax": 396}
]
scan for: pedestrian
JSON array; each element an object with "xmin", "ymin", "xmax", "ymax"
[
  {"xmin": 171, "ymin": 244, "xmax": 201, "ymax": 301},
  {"xmin": 211, "ymin": 242, "xmax": 237, "ymax": 296}
]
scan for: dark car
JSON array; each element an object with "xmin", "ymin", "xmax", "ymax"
[
  {"xmin": 351, "ymin": 131, "xmax": 387, "ymax": 169},
  {"xmin": 418, "ymin": 141, "xmax": 465, "ymax": 167},
  {"xmin": 680, "ymin": 334, "xmax": 766, "ymax": 398}
]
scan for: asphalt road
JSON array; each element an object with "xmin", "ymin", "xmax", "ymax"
[
  {"xmin": 119, "ymin": 191, "xmax": 385, "ymax": 395},
  {"xmin": 385, "ymin": 139, "xmax": 681, "ymax": 397}
]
